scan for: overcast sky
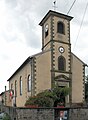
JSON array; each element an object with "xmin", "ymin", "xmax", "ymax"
[{"xmin": 0, "ymin": 0, "xmax": 88, "ymax": 93}]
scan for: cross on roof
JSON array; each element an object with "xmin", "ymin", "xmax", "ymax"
[{"xmin": 53, "ymin": 1, "xmax": 57, "ymax": 11}]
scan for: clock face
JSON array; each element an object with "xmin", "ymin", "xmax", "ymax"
[{"xmin": 59, "ymin": 46, "xmax": 65, "ymax": 53}]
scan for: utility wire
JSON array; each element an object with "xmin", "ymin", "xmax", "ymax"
[
  {"xmin": 54, "ymin": 0, "xmax": 77, "ymax": 38},
  {"xmin": 73, "ymin": 2, "xmax": 88, "ymax": 51},
  {"xmin": 67, "ymin": 0, "xmax": 77, "ymax": 15},
  {"xmin": 63, "ymin": 0, "xmax": 76, "ymax": 22}
]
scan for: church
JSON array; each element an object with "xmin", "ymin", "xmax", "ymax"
[{"xmin": 7, "ymin": 10, "xmax": 86, "ymax": 107}]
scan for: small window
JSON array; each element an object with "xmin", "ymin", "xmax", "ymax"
[
  {"xmin": 58, "ymin": 56, "xmax": 66, "ymax": 71},
  {"xmin": 57, "ymin": 22, "xmax": 64, "ymax": 34},
  {"xmin": 20, "ymin": 76, "xmax": 22, "ymax": 95},
  {"xmin": 27, "ymin": 75, "xmax": 31, "ymax": 92},
  {"xmin": 45, "ymin": 24, "xmax": 49, "ymax": 37}
]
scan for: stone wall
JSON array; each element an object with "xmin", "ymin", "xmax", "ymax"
[
  {"xmin": 1, "ymin": 105, "xmax": 88, "ymax": 120},
  {"xmin": 0, "ymin": 105, "xmax": 16, "ymax": 120},
  {"xmin": 16, "ymin": 108, "xmax": 54, "ymax": 120},
  {"xmin": 69, "ymin": 108, "xmax": 88, "ymax": 120},
  {"xmin": 0, "ymin": 106, "xmax": 55, "ymax": 120}
]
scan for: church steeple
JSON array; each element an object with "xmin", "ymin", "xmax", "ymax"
[
  {"xmin": 39, "ymin": 10, "xmax": 73, "ymax": 95},
  {"xmin": 39, "ymin": 10, "xmax": 73, "ymax": 51}
]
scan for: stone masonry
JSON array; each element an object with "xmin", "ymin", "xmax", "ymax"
[{"xmin": 1, "ymin": 106, "xmax": 88, "ymax": 120}]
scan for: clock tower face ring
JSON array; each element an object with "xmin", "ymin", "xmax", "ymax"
[{"xmin": 59, "ymin": 46, "xmax": 65, "ymax": 53}]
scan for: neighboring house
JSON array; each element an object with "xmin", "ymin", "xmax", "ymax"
[
  {"xmin": 0, "ymin": 90, "xmax": 11, "ymax": 106},
  {"xmin": 7, "ymin": 10, "xmax": 87, "ymax": 107}
]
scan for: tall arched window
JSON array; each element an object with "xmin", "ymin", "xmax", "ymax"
[
  {"xmin": 58, "ymin": 56, "xmax": 66, "ymax": 71},
  {"xmin": 57, "ymin": 22, "xmax": 64, "ymax": 34},
  {"xmin": 11, "ymin": 83, "xmax": 13, "ymax": 90},
  {"xmin": 15, "ymin": 80, "xmax": 17, "ymax": 97},
  {"xmin": 20, "ymin": 76, "xmax": 22, "ymax": 95},
  {"xmin": 45, "ymin": 24, "xmax": 49, "ymax": 38},
  {"xmin": 27, "ymin": 75, "xmax": 31, "ymax": 92}
]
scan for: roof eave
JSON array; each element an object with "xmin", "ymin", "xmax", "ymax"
[
  {"xmin": 72, "ymin": 52, "xmax": 87, "ymax": 66},
  {"xmin": 7, "ymin": 57, "xmax": 31, "ymax": 81},
  {"xmin": 39, "ymin": 10, "xmax": 73, "ymax": 26}
]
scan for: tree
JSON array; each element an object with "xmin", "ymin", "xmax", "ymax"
[
  {"xmin": 52, "ymin": 85, "xmax": 70, "ymax": 107},
  {"xmin": 25, "ymin": 85, "xmax": 70, "ymax": 107}
]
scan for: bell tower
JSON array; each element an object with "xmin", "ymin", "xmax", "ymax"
[
  {"xmin": 39, "ymin": 10, "xmax": 73, "ymax": 51},
  {"xmin": 39, "ymin": 10, "xmax": 73, "ymax": 104}
]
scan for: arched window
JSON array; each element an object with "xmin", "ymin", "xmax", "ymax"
[
  {"xmin": 58, "ymin": 56, "xmax": 66, "ymax": 71},
  {"xmin": 27, "ymin": 75, "xmax": 31, "ymax": 92},
  {"xmin": 20, "ymin": 76, "xmax": 22, "ymax": 95},
  {"xmin": 45, "ymin": 24, "xmax": 49, "ymax": 37},
  {"xmin": 11, "ymin": 83, "xmax": 13, "ymax": 90},
  {"xmin": 15, "ymin": 80, "xmax": 17, "ymax": 97},
  {"xmin": 57, "ymin": 22, "xmax": 64, "ymax": 34}
]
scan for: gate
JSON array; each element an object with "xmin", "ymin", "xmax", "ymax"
[{"xmin": 54, "ymin": 108, "xmax": 69, "ymax": 120}]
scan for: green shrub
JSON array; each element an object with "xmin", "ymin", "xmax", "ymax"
[
  {"xmin": 25, "ymin": 85, "xmax": 70, "ymax": 107},
  {"xmin": 3, "ymin": 113, "xmax": 11, "ymax": 120},
  {"xmin": 25, "ymin": 95, "xmax": 53, "ymax": 107}
]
